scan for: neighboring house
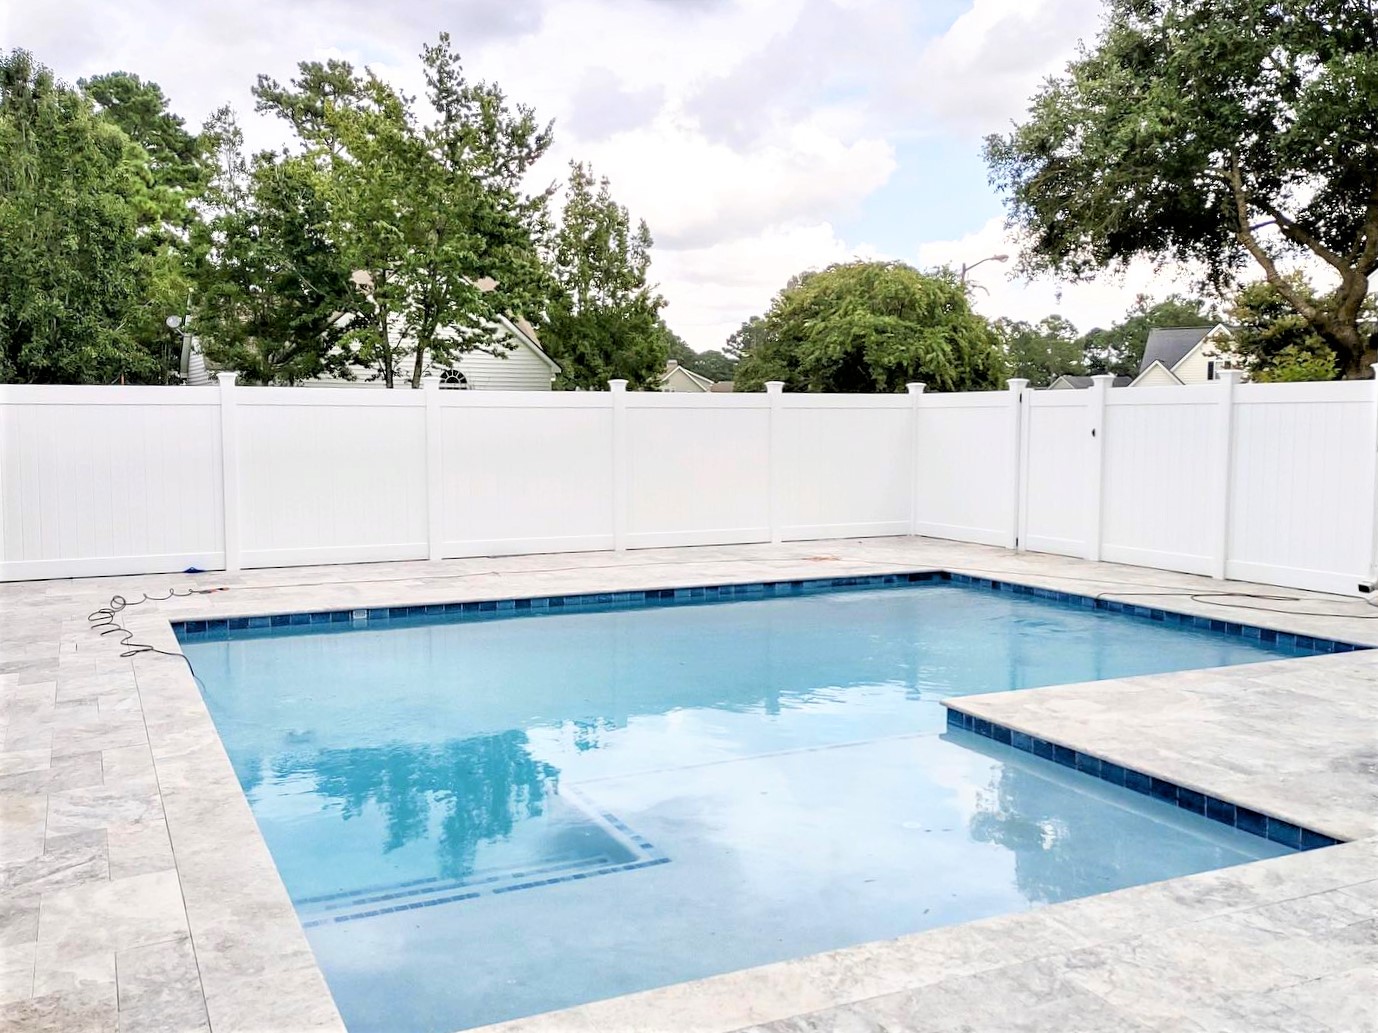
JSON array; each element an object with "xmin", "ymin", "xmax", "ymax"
[
  {"xmin": 1047, "ymin": 375, "xmax": 1132, "ymax": 390},
  {"xmin": 184, "ymin": 313, "xmax": 561, "ymax": 390},
  {"xmin": 1130, "ymin": 325, "xmax": 1244, "ymax": 387},
  {"xmin": 659, "ymin": 360, "xmax": 715, "ymax": 393},
  {"xmin": 708, "ymin": 381, "xmax": 735, "ymax": 393}
]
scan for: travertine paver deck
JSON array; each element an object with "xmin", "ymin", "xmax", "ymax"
[{"xmin": 1, "ymin": 538, "xmax": 1375, "ymax": 1033}]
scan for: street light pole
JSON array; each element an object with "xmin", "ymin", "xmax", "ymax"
[{"xmin": 959, "ymin": 253, "xmax": 1010, "ymax": 287}]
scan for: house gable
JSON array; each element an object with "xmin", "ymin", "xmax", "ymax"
[
  {"xmin": 1130, "ymin": 359, "xmax": 1184, "ymax": 387},
  {"xmin": 1168, "ymin": 325, "xmax": 1241, "ymax": 385}
]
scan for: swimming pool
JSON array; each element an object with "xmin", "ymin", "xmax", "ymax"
[{"xmin": 178, "ymin": 574, "xmax": 1352, "ymax": 1033}]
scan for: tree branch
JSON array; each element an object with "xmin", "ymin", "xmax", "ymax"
[{"xmin": 1228, "ymin": 158, "xmax": 1330, "ymax": 331}]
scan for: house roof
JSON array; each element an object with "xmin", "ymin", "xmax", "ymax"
[
  {"xmin": 497, "ymin": 315, "xmax": 561, "ymax": 373},
  {"xmin": 659, "ymin": 360, "xmax": 714, "ymax": 391},
  {"xmin": 1139, "ymin": 326, "xmax": 1219, "ymax": 373},
  {"xmin": 1130, "ymin": 359, "xmax": 1185, "ymax": 387},
  {"xmin": 1049, "ymin": 375, "xmax": 1132, "ymax": 389}
]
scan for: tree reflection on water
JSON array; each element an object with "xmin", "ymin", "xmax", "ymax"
[
  {"xmin": 270, "ymin": 730, "xmax": 560, "ymax": 879},
  {"xmin": 967, "ymin": 758, "xmax": 1161, "ymax": 906}
]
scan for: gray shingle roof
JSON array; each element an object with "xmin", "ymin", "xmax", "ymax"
[
  {"xmin": 1051, "ymin": 375, "xmax": 1132, "ymax": 389},
  {"xmin": 1139, "ymin": 326, "xmax": 1216, "ymax": 373}
]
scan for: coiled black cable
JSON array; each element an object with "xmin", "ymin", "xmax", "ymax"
[{"xmin": 88, "ymin": 587, "xmax": 225, "ymax": 686}]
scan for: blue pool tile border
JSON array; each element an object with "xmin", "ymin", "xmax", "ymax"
[
  {"xmin": 945, "ymin": 708, "xmax": 1341, "ymax": 852},
  {"xmin": 300, "ymin": 857, "xmax": 672, "ymax": 929},
  {"xmin": 172, "ymin": 570, "xmax": 1369, "ymax": 655}
]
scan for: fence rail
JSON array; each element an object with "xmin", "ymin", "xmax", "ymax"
[{"xmin": 2, "ymin": 370, "xmax": 1375, "ymax": 594}]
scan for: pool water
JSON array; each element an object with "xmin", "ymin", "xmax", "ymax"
[{"xmin": 181, "ymin": 581, "xmax": 1322, "ymax": 1032}]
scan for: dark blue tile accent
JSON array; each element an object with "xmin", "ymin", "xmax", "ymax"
[
  {"xmin": 183, "ymin": 620, "xmax": 206, "ymax": 633},
  {"xmin": 1124, "ymin": 769, "xmax": 1152, "ymax": 795},
  {"xmin": 247, "ymin": 616, "xmax": 270, "ymax": 629},
  {"xmin": 991, "ymin": 724, "xmax": 1012, "ymax": 745},
  {"xmin": 1235, "ymin": 807, "xmax": 1268, "ymax": 838},
  {"xmin": 1052, "ymin": 744, "xmax": 1077, "ymax": 768},
  {"xmin": 229, "ymin": 617, "xmax": 250, "ymax": 630},
  {"xmin": 1100, "ymin": 761, "xmax": 1127, "ymax": 787},
  {"xmin": 1149, "ymin": 778, "xmax": 1179, "ymax": 804},
  {"xmin": 1178, "ymin": 788, "xmax": 1206, "ymax": 815},
  {"xmin": 1032, "ymin": 738, "xmax": 1054, "ymax": 761},
  {"xmin": 1010, "ymin": 731, "xmax": 1032, "ymax": 752},
  {"xmin": 1206, "ymin": 797, "xmax": 1236, "ymax": 825},
  {"xmin": 1266, "ymin": 818, "xmax": 1303, "ymax": 849},
  {"xmin": 1075, "ymin": 752, "xmax": 1102, "ymax": 778},
  {"xmin": 1300, "ymin": 828, "xmax": 1339, "ymax": 851},
  {"xmin": 288, "ymin": 613, "xmax": 310, "ymax": 625},
  {"xmin": 330, "ymin": 611, "xmax": 350, "ymax": 623}
]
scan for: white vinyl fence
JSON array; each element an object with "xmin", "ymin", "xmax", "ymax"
[{"xmin": 2, "ymin": 371, "xmax": 1375, "ymax": 594}]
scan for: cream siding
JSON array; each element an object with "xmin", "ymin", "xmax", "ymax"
[
  {"xmin": 449, "ymin": 345, "xmax": 555, "ymax": 390},
  {"xmin": 1131, "ymin": 361, "xmax": 1183, "ymax": 387},
  {"xmin": 297, "ymin": 317, "xmax": 558, "ymax": 390},
  {"xmin": 660, "ymin": 365, "xmax": 714, "ymax": 392},
  {"xmin": 1170, "ymin": 331, "xmax": 1243, "ymax": 385}
]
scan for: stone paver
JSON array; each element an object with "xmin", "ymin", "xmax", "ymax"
[{"xmin": 1, "ymin": 538, "xmax": 1375, "ymax": 1033}]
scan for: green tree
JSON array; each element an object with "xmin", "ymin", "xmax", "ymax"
[
  {"xmin": 1078, "ymin": 295, "xmax": 1216, "ymax": 377},
  {"xmin": 724, "ymin": 314, "xmax": 767, "ymax": 363},
  {"xmin": 1228, "ymin": 275, "xmax": 1353, "ymax": 383},
  {"xmin": 734, "ymin": 261, "xmax": 1007, "ymax": 393},
  {"xmin": 0, "ymin": 50, "xmax": 166, "ymax": 383},
  {"xmin": 193, "ymin": 114, "xmax": 354, "ymax": 384},
  {"xmin": 1252, "ymin": 346, "xmax": 1339, "ymax": 383},
  {"xmin": 251, "ymin": 35, "xmax": 553, "ymax": 388},
  {"xmin": 986, "ymin": 0, "xmax": 1378, "ymax": 376},
  {"xmin": 661, "ymin": 325, "xmax": 736, "ymax": 382},
  {"xmin": 994, "ymin": 314, "xmax": 1083, "ymax": 386},
  {"xmin": 79, "ymin": 72, "xmax": 209, "ymax": 225},
  {"xmin": 80, "ymin": 71, "xmax": 213, "ymax": 373},
  {"xmin": 541, "ymin": 161, "xmax": 666, "ymax": 389}
]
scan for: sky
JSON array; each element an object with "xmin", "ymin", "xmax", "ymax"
[{"xmin": 7, "ymin": 0, "xmax": 1207, "ymax": 353}]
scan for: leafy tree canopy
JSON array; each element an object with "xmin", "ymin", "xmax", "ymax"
[
  {"xmin": 1227, "ymin": 274, "xmax": 1364, "ymax": 382},
  {"xmin": 251, "ymin": 34, "xmax": 554, "ymax": 387},
  {"xmin": 734, "ymin": 261, "xmax": 1008, "ymax": 393},
  {"xmin": 986, "ymin": 0, "xmax": 1378, "ymax": 376},
  {"xmin": 662, "ymin": 327, "xmax": 736, "ymax": 382},
  {"xmin": 193, "ymin": 113, "xmax": 355, "ymax": 385},
  {"xmin": 0, "ymin": 50, "xmax": 171, "ymax": 383},
  {"xmin": 994, "ymin": 314, "xmax": 1083, "ymax": 386},
  {"xmin": 1078, "ymin": 294, "xmax": 1217, "ymax": 378},
  {"xmin": 541, "ymin": 161, "xmax": 666, "ymax": 389}
]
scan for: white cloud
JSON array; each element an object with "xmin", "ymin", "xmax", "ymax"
[
  {"xmin": 914, "ymin": 217, "xmax": 1203, "ymax": 332},
  {"xmin": 654, "ymin": 223, "xmax": 881, "ymax": 349},
  {"xmin": 905, "ymin": 0, "xmax": 1102, "ymax": 134},
  {"xmin": 7, "ymin": 0, "xmax": 1144, "ymax": 352}
]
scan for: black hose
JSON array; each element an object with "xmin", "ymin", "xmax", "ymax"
[{"xmin": 88, "ymin": 586, "xmax": 224, "ymax": 686}]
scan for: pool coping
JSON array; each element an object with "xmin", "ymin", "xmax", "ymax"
[
  {"xmin": 169, "ymin": 569, "xmax": 1372, "ymax": 659},
  {"xmin": 33, "ymin": 543, "xmax": 1378, "ymax": 1033}
]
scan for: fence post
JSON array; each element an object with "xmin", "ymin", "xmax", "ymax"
[
  {"xmin": 766, "ymin": 381, "xmax": 785, "ymax": 544},
  {"xmin": 1209, "ymin": 369, "xmax": 1242, "ymax": 580},
  {"xmin": 907, "ymin": 383, "xmax": 926, "ymax": 536},
  {"xmin": 1368, "ymin": 364, "xmax": 1378, "ymax": 588},
  {"xmin": 1085, "ymin": 374, "xmax": 1115, "ymax": 562},
  {"xmin": 1007, "ymin": 379, "xmax": 1029, "ymax": 550},
  {"xmin": 217, "ymin": 373, "xmax": 241, "ymax": 574},
  {"xmin": 610, "ymin": 380, "xmax": 628, "ymax": 551},
  {"xmin": 423, "ymin": 376, "xmax": 443, "ymax": 562}
]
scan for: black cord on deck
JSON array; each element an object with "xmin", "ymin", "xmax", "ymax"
[{"xmin": 88, "ymin": 587, "xmax": 226, "ymax": 686}]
